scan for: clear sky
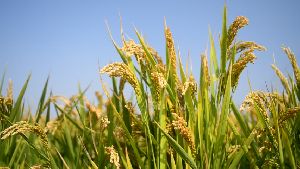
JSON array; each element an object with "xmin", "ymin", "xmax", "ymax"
[{"xmin": 1, "ymin": 1, "xmax": 300, "ymax": 109}]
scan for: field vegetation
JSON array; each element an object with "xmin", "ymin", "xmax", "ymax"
[{"xmin": 0, "ymin": 7, "xmax": 300, "ymax": 169}]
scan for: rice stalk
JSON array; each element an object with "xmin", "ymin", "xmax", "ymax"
[
  {"xmin": 1, "ymin": 6, "xmax": 299, "ymax": 169},
  {"xmin": 165, "ymin": 26, "xmax": 178, "ymax": 86},
  {"xmin": 271, "ymin": 64, "xmax": 291, "ymax": 93},
  {"xmin": 282, "ymin": 47, "xmax": 300, "ymax": 88}
]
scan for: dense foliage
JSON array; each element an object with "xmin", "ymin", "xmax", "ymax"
[{"xmin": 1, "ymin": 7, "xmax": 299, "ymax": 169}]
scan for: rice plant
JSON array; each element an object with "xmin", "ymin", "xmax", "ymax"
[{"xmin": 0, "ymin": 6, "xmax": 299, "ymax": 169}]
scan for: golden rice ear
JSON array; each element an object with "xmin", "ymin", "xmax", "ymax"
[
  {"xmin": 181, "ymin": 75, "xmax": 197, "ymax": 96},
  {"xmin": 165, "ymin": 26, "xmax": 178, "ymax": 86},
  {"xmin": 120, "ymin": 39, "xmax": 163, "ymax": 72},
  {"xmin": 7, "ymin": 79, "xmax": 13, "ymax": 100},
  {"xmin": 240, "ymin": 91, "xmax": 270, "ymax": 123},
  {"xmin": 150, "ymin": 69, "xmax": 167, "ymax": 101},
  {"xmin": 1, "ymin": 121, "xmax": 49, "ymax": 151},
  {"xmin": 151, "ymin": 70, "xmax": 167, "ymax": 89},
  {"xmin": 100, "ymin": 117, "xmax": 110, "ymax": 129},
  {"xmin": 227, "ymin": 16, "xmax": 249, "ymax": 48},
  {"xmin": 120, "ymin": 40, "xmax": 145, "ymax": 62},
  {"xmin": 105, "ymin": 145, "xmax": 120, "ymax": 169},
  {"xmin": 171, "ymin": 113, "xmax": 196, "ymax": 156},
  {"xmin": 201, "ymin": 55, "xmax": 210, "ymax": 87},
  {"xmin": 279, "ymin": 107, "xmax": 300, "ymax": 126},
  {"xmin": 95, "ymin": 91, "xmax": 104, "ymax": 108},
  {"xmin": 125, "ymin": 102, "xmax": 135, "ymax": 115},
  {"xmin": 235, "ymin": 41, "xmax": 266, "ymax": 53},
  {"xmin": 120, "ymin": 40, "xmax": 138, "ymax": 57},
  {"xmin": 0, "ymin": 80, "xmax": 14, "ymax": 112},
  {"xmin": 148, "ymin": 47, "xmax": 164, "ymax": 65},
  {"xmin": 282, "ymin": 47, "xmax": 300, "ymax": 88},
  {"xmin": 231, "ymin": 49, "xmax": 256, "ymax": 90},
  {"xmin": 271, "ymin": 64, "xmax": 291, "ymax": 93},
  {"xmin": 45, "ymin": 119, "xmax": 62, "ymax": 135},
  {"xmin": 100, "ymin": 62, "xmax": 141, "ymax": 97}
]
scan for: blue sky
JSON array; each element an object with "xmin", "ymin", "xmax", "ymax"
[{"xmin": 0, "ymin": 1, "xmax": 300, "ymax": 109}]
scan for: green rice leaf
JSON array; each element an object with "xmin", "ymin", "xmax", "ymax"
[
  {"xmin": 35, "ymin": 76, "xmax": 49, "ymax": 123},
  {"xmin": 228, "ymin": 125, "xmax": 260, "ymax": 169},
  {"xmin": 10, "ymin": 75, "xmax": 31, "ymax": 122},
  {"xmin": 135, "ymin": 29, "xmax": 156, "ymax": 66},
  {"xmin": 220, "ymin": 5, "xmax": 228, "ymax": 74},
  {"xmin": 209, "ymin": 28, "xmax": 219, "ymax": 76},
  {"xmin": 155, "ymin": 122, "xmax": 197, "ymax": 169},
  {"xmin": 231, "ymin": 101, "xmax": 250, "ymax": 136}
]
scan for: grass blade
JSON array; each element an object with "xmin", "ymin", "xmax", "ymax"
[
  {"xmin": 10, "ymin": 75, "xmax": 31, "ymax": 122},
  {"xmin": 220, "ymin": 5, "xmax": 227, "ymax": 74},
  {"xmin": 155, "ymin": 122, "xmax": 197, "ymax": 169},
  {"xmin": 35, "ymin": 76, "xmax": 49, "ymax": 123},
  {"xmin": 0, "ymin": 70, "xmax": 6, "ymax": 96},
  {"xmin": 209, "ymin": 28, "xmax": 219, "ymax": 76}
]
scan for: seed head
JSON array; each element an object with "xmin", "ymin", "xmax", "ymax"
[
  {"xmin": 271, "ymin": 64, "xmax": 291, "ymax": 93},
  {"xmin": 279, "ymin": 107, "xmax": 300, "ymax": 126},
  {"xmin": 105, "ymin": 145, "xmax": 120, "ymax": 169},
  {"xmin": 121, "ymin": 40, "xmax": 145, "ymax": 62},
  {"xmin": 228, "ymin": 41, "xmax": 266, "ymax": 57},
  {"xmin": 235, "ymin": 41, "xmax": 266, "ymax": 53},
  {"xmin": 240, "ymin": 91, "xmax": 268, "ymax": 116},
  {"xmin": 45, "ymin": 119, "xmax": 62, "ymax": 135},
  {"xmin": 121, "ymin": 40, "xmax": 163, "ymax": 66},
  {"xmin": 30, "ymin": 165, "xmax": 42, "ymax": 169},
  {"xmin": 100, "ymin": 62, "xmax": 141, "ymax": 97},
  {"xmin": 148, "ymin": 47, "xmax": 163, "ymax": 65},
  {"xmin": 101, "ymin": 117, "xmax": 110, "ymax": 129},
  {"xmin": 232, "ymin": 49, "xmax": 256, "ymax": 89},
  {"xmin": 151, "ymin": 70, "xmax": 167, "ymax": 89},
  {"xmin": 150, "ymin": 69, "xmax": 167, "ymax": 101},
  {"xmin": 282, "ymin": 47, "xmax": 300, "ymax": 88},
  {"xmin": 227, "ymin": 16, "xmax": 249, "ymax": 47},
  {"xmin": 182, "ymin": 75, "xmax": 197, "ymax": 96},
  {"xmin": 86, "ymin": 101, "xmax": 102, "ymax": 119},
  {"xmin": 240, "ymin": 91, "xmax": 273, "ymax": 132},
  {"xmin": 7, "ymin": 79, "xmax": 13, "ymax": 100},
  {"xmin": 125, "ymin": 102, "xmax": 134, "ymax": 115},
  {"xmin": 171, "ymin": 113, "xmax": 196, "ymax": 156},
  {"xmin": 227, "ymin": 145, "xmax": 240, "ymax": 154},
  {"xmin": 0, "ymin": 96, "xmax": 13, "ymax": 116},
  {"xmin": 1, "ymin": 121, "xmax": 49, "ymax": 151},
  {"xmin": 165, "ymin": 27, "xmax": 178, "ymax": 85},
  {"xmin": 201, "ymin": 55, "xmax": 210, "ymax": 86}
]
